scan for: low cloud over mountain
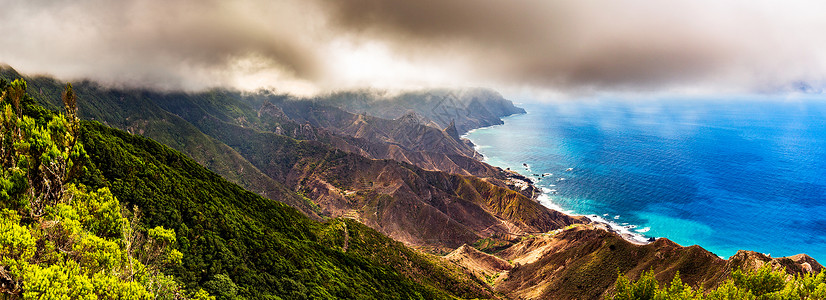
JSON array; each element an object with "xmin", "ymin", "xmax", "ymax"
[{"xmin": 3, "ymin": 0, "xmax": 826, "ymax": 95}]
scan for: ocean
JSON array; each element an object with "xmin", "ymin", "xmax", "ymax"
[{"xmin": 464, "ymin": 96, "xmax": 826, "ymax": 261}]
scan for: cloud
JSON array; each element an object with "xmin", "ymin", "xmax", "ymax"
[
  {"xmin": 1, "ymin": 0, "xmax": 322, "ymax": 92},
  {"xmin": 322, "ymin": 0, "xmax": 826, "ymax": 94},
  {"xmin": 3, "ymin": 0, "xmax": 826, "ymax": 95}
]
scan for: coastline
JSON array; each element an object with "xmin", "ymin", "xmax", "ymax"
[
  {"xmin": 461, "ymin": 100, "xmax": 826, "ymax": 264},
  {"xmin": 535, "ymin": 177, "xmax": 653, "ymax": 245},
  {"xmin": 462, "ymin": 112, "xmax": 654, "ymax": 246}
]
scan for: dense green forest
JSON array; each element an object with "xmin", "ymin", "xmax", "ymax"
[
  {"xmin": 0, "ymin": 79, "xmax": 492, "ymax": 299},
  {"xmin": 0, "ymin": 79, "xmax": 205, "ymax": 299}
]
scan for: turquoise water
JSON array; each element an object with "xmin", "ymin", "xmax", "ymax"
[{"xmin": 465, "ymin": 97, "xmax": 826, "ymax": 261}]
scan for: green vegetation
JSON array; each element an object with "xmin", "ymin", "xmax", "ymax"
[
  {"xmin": 0, "ymin": 78, "xmax": 492, "ymax": 298},
  {"xmin": 0, "ymin": 68, "xmax": 322, "ymax": 219},
  {"xmin": 0, "ymin": 79, "xmax": 207, "ymax": 299},
  {"xmin": 472, "ymin": 237, "xmax": 513, "ymax": 254},
  {"xmin": 76, "ymin": 99, "xmax": 490, "ymax": 299},
  {"xmin": 1, "ymin": 67, "xmax": 578, "ymax": 253},
  {"xmin": 611, "ymin": 266, "xmax": 826, "ymax": 300}
]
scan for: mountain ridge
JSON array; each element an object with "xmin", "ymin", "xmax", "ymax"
[
  {"xmin": 447, "ymin": 224, "xmax": 823, "ymax": 299},
  {"xmin": 2, "ymin": 66, "xmax": 822, "ymax": 299},
  {"xmin": 0, "ymin": 78, "xmax": 498, "ymax": 299},
  {"xmin": 2, "ymin": 66, "xmax": 576, "ymax": 253}
]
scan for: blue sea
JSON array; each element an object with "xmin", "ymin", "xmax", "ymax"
[{"xmin": 465, "ymin": 96, "xmax": 826, "ymax": 261}]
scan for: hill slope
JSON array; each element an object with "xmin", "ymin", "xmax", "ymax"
[
  {"xmin": 2, "ymin": 67, "xmax": 579, "ymax": 252},
  {"xmin": 0, "ymin": 68, "xmax": 324, "ymax": 220},
  {"xmin": 446, "ymin": 224, "xmax": 823, "ymax": 300},
  {"xmin": 0, "ymin": 78, "xmax": 496, "ymax": 299},
  {"xmin": 77, "ymin": 120, "xmax": 495, "ymax": 299},
  {"xmin": 193, "ymin": 113, "xmax": 583, "ymax": 250}
]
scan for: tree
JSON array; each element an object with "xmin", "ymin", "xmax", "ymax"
[
  {"xmin": 612, "ymin": 270, "xmax": 659, "ymax": 300},
  {"xmin": 203, "ymin": 274, "xmax": 239, "ymax": 299},
  {"xmin": 0, "ymin": 79, "xmax": 86, "ymax": 218},
  {"xmin": 0, "ymin": 80, "xmax": 208, "ymax": 299},
  {"xmin": 730, "ymin": 265, "xmax": 785, "ymax": 298},
  {"xmin": 610, "ymin": 265, "xmax": 826, "ymax": 300}
]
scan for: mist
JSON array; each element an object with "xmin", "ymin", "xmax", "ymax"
[{"xmin": 3, "ymin": 0, "xmax": 826, "ymax": 96}]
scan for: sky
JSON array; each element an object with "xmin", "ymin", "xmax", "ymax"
[{"xmin": 2, "ymin": 0, "xmax": 826, "ymax": 97}]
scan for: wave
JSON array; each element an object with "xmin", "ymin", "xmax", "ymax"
[
  {"xmin": 534, "ymin": 189, "xmax": 651, "ymax": 244},
  {"xmin": 585, "ymin": 214, "xmax": 651, "ymax": 244},
  {"xmin": 535, "ymin": 193, "xmax": 572, "ymax": 214}
]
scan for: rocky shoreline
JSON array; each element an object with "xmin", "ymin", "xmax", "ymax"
[
  {"xmin": 509, "ymin": 168, "xmax": 653, "ymax": 245},
  {"xmin": 463, "ymin": 122, "xmax": 655, "ymax": 247}
]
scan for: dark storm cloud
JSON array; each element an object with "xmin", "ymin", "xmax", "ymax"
[
  {"xmin": 1, "ymin": 0, "xmax": 320, "ymax": 90},
  {"xmin": 321, "ymin": 0, "xmax": 826, "ymax": 93},
  {"xmin": 2, "ymin": 0, "xmax": 825, "ymax": 94}
]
